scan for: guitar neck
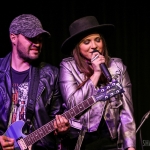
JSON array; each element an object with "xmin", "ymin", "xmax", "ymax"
[{"xmin": 23, "ymin": 96, "xmax": 96, "ymax": 146}]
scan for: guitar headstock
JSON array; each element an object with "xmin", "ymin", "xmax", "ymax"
[{"xmin": 94, "ymin": 80, "xmax": 124, "ymax": 102}]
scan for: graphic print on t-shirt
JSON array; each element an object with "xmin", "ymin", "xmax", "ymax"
[
  {"xmin": 10, "ymin": 68, "xmax": 29, "ymax": 124},
  {"xmin": 11, "ymin": 82, "xmax": 29, "ymax": 123}
]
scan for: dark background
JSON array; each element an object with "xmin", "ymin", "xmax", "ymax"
[{"xmin": 1, "ymin": 1, "xmax": 150, "ymax": 149}]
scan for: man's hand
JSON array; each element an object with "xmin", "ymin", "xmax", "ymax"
[
  {"xmin": 127, "ymin": 148, "xmax": 135, "ymax": 150},
  {"xmin": 53, "ymin": 115, "xmax": 70, "ymax": 135},
  {"xmin": 0, "ymin": 135, "xmax": 14, "ymax": 150}
]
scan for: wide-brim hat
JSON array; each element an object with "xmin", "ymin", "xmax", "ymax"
[{"xmin": 61, "ymin": 16, "xmax": 115, "ymax": 55}]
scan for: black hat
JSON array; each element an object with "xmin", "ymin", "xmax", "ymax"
[
  {"xmin": 9, "ymin": 14, "xmax": 50, "ymax": 38},
  {"xmin": 61, "ymin": 16, "xmax": 115, "ymax": 55}
]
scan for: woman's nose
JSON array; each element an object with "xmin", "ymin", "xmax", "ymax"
[{"xmin": 91, "ymin": 41, "xmax": 97, "ymax": 49}]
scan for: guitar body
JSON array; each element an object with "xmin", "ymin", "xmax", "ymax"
[{"xmin": 4, "ymin": 120, "xmax": 31, "ymax": 150}]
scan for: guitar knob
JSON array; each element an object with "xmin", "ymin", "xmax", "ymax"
[
  {"xmin": 105, "ymin": 96, "xmax": 109, "ymax": 99},
  {"xmin": 101, "ymin": 89, "xmax": 104, "ymax": 92},
  {"xmin": 116, "ymin": 90, "xmax": 119, "ymax": 93},
  {"xmin": 110, "ymin": 93, "xmax": 113, "ymax": 96},
  {"xmin": 112, "ymin": 83, "xmax": 115, "ymax": 86},
  {"xmin": 107, "ymin": 86, "xmax": 110, "ymax": 89}
]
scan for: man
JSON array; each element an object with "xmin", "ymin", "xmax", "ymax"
[{"xmin": 0, "ymin": 14, "xmax": 70, "ymax": 150}]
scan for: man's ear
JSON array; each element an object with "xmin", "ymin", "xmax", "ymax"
[{"xmin": 10, "ymin": 33, "xmax": 17, "ymax": 44}]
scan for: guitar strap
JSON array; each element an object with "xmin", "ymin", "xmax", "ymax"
[
  {"xmin": 74, "ymin": 119, "xmax": 87, "ymax": 150},
  {"xmin": 74, "ymin": 125, "xmax": 87, "ymax": 150},
  {"xmin": 26, "ymin": 66, "xmax": 39, "ymax": 125}
]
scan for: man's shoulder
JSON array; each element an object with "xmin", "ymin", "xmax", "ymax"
[
  {"xmin": 40, "ymin": 62, "xmax": 58, "ymax": 68},
  {"xmin": 39, "ymin": 62, "xmax": 59, "ymax": 74},
  {"xmin": 0, "ymin": 53, "xmax": 11, "ymax": 70},
  {"xmin": 0, "ymin": 58, "xmax": 3, "ymax": 65}
]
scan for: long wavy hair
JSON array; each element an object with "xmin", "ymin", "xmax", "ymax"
[{"xmin": 72, "ymin": 34, "xmax": 110, "ymax": 87}]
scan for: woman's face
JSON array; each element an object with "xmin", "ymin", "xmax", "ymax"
[{"xmin": 79, "ymin": 33, "xmax": 103, "ymax": 60}]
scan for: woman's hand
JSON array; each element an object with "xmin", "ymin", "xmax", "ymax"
[
  {"xmin": 91, "ymin": 51, "xmax": 105, "ymax": 73},
  {"xmin": 90, "ymin": 51, "xmax": 105, "ymax": 87}
]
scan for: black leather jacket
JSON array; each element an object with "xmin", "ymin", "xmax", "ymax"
[{"xmin": 0, "ymin": 53, "xmax": 63, "ymax": 149}]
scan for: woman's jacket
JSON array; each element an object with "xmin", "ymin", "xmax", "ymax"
[{"xmin": 59, "ymin": 57, "xmax": 136, "ymax": 149}]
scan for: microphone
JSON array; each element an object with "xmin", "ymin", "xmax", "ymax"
[
  {"xmin": 92, "ymin": 49, "xmax": 112, "ymax": 82},
  {"xmin": 100, "ymin": 63, "xmax": 112, "ymax": 82}
]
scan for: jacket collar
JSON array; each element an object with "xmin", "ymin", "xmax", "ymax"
[{"xmin": 0, "ymin": 52, "xmax": 12, "ymax": 72}]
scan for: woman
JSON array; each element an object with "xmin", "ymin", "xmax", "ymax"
[{"xmin": 59, "ymin": 16, "xmax": 136, "ymax": 150}]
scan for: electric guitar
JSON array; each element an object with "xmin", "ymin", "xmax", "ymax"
[{"xmin": 4, "ymin": 80, "xmax": 124, "ymax": 150}]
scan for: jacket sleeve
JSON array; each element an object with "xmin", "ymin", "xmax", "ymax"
[
  {"xmin": 39, "ymin": 63, "xmax": 64, "ymax": 121},
  {"xmin": 116, "ymin": 60, "xmax": 136, "ymax": 149},
  {"xmin": 59, "ymin": 58, "xmax": 98, "ymax": 109},
  {"xmin": 48, "ymin": 67, "xmax": 64, "ymax": 120}
]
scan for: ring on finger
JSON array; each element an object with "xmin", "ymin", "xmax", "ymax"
[{"xmin": 91, "ymin": 54, "xmax": 99, "ymax": 62}]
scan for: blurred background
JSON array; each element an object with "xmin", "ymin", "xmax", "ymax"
[{"xmin": 1, "ymin": 0, "xmax": 150, "ymax": 149}]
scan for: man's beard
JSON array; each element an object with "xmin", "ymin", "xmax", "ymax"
[{"xmin": 17, "ymin": 49, "xmax": 40, "ymax": 62}]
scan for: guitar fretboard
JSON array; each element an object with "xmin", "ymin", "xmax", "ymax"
[{"xmin": 23, "ymin": 96, "xmax": 95, "ymax": 146}]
